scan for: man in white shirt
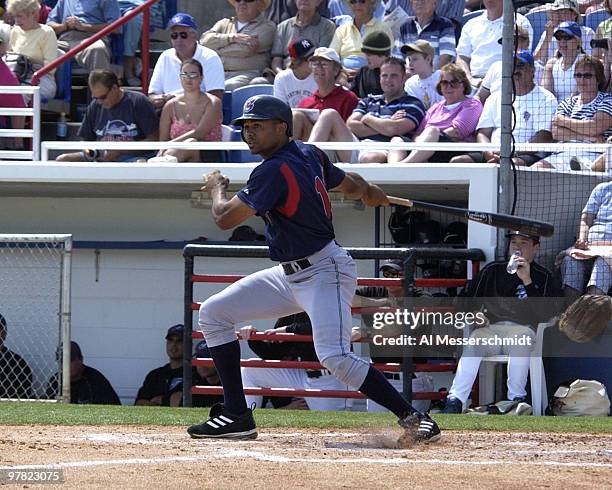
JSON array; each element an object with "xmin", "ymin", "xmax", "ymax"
[
  {"xmin": 456, "ymin": 0, "xmax": 533, "ymax": 86},
  {"xmin": 451, "ymin": 50, "xmax": 557, "ymax": 166},
  {"xmin": 148, "ymin": 13, "xmax": 225, "ymax": 110}
]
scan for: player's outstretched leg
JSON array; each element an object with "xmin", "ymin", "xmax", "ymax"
[{"xmin": 358, "ymin": 366, "xmax": 441, "ymax": 445}]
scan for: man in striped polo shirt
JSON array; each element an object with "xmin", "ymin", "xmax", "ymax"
[
  {"xmin": 307, "ymin": 56, "xmax": 425, "ymax": 163},
  {"xmin": 393, "ymin": 0, "xmax": 456, "ymax": 70}
]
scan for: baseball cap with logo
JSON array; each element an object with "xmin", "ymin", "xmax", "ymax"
[
  {"xmin": 554, "ymin": 21, "xmax": 582, "ymax": 38},
  {"xmin": 310, "ymin": 47, "xmax": 341, "ymax": 65},
  {"xmin": 515, "ymin": 49, "xmax": 535, "ymax": 65},
  {"xmin": 401, "ymin": 39, "xmax": 435, "ymax": 59},
  {"xmin": 505, "ymin": 230, "xmax": 540, "ymax": 243},
  {"xmin": 193, "ymin": 340, "xmax": 211, "ymax": 359},
  {"xmin": 167, "ymin": 13, "xmax": 197, "ymax": 30},
  {"xmin": 288, "ymin": 38, "xmax": 316, "ymax": 60},
  {"xmin": 166, "ymin": 324, "xmax": 184, "ymax": 339},
  {"xmin": 548, "ymin": 0, "xmax": 579, "ymax": 13},
  {"xmin": 379, "ymin": 259, "xmax": 404, "ymax": 275}
]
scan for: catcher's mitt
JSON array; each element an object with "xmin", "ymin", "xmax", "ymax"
[{"xmin": 559, "ymin": 294, "xmax": 612, "ymax": 343}]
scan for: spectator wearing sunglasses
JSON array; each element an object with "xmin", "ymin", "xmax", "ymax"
[
  {"xmin": 389, "ymin": 63, "xmax": 482, "ymax": 164},
  {"xmin": 200, "ymin": 0, "xmax": 275, "ymax": 91},
  {"xmin": 156, "ymin": 59, "xmax": 222, "ymax": 163},
  {"xmin": 533, "ymin": 0, "xmax": 594, "ymax": 66},
  {"xmin": 452, "ymin": 51, "xmax": 557, "ymax": 167},
  {"xmin": 534, "ymin": 55, "xmax": 612, "ymax": 170},
  {"xmin": 149, "ymin": 13, "xmax": 224, "ymax": 110},
  {"xmin": 541, "ymin": 21, "xmax": 584, "ymax": 102},
  {"xmin": 56, "ymin": 69, "xmax": 159, "ymax": 162}
]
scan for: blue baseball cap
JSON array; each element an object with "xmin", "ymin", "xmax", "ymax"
[
  {"xmin": 515, "ymin": 50, "xmax": 535, "ymax": 66},
  {"xmin": 167, "ymin": 13, "xmax": 197, "ymax": 30},
  {"xmin": 554, "ymin": 21, "xmax": 581, "ymax": 38}
]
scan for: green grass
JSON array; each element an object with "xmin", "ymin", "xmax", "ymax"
[{"xmin": 1, "ymin": 402, "xmax": 612, "ymax": 433}]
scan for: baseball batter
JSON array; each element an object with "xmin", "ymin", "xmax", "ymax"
[{"xmin": 186, "ymin": 95, "xmax": 441, "ymax": 444}]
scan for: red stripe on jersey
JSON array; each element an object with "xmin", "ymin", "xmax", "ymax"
[{"xmin": 277, "ymin": 163, "xmax": 300, "ymax": 217}]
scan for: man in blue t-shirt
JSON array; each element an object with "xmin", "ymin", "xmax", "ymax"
[
  {"xmin": 47, "ymin": 0, "xmax": 120, "ymax": 71},
  {"xmin": 56, "ymin": 69, "xmax": 158, "ymax": 162},
  {"xmin": 187, "ymin": 94, "xmax": 441, "ymax": 445},
  {"xmin": 307, "ymin": 57, "xmax": 425, "ymax": 163}
]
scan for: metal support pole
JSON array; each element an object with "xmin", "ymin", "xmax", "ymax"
[
  {"xmin": 182, "ymin": 255, "xmax": 195, "ymax": 408},
  {"xmin": 498, "ymin": 0, "xmax": 517, "ymax": 259}
]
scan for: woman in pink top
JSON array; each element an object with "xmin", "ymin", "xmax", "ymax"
[
  {"xmin": 158, "ymin": 59, "xmax": 222, "ymax": 162},
  {"xmin": 388, "ymin": 64, "xmax": 482, "ymax": 163}
]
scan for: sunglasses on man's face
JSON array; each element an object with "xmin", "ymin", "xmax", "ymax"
[
  {"xmin": 574, "ymin": 72, "xmax": 594, "ymax": 79},
  {"xmin": 554, "ymin": 33, "xmax": 574, "ymax": 41},
  {"xmin": 349, "ymin": 0, "xmax": 368, "ymax": 4},
  {"xmin": 170, "ymin": 31, "xmax": 190, "ymax": 40},
  {"xmin": 235, "ymin": 0, "xmax": 257, "ymax": 3}
]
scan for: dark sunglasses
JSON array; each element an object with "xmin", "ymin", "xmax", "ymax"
[
  {"xmin": 170, "ymin": 31, "xmax": 189, "ymax": 40},
  {"xmin": 554, "ymin": 33, "xmax": 574, "ymax": 41},
  {"xmin": 574, "ymin": 72, "xmax": 594, "ymax": 79},
  {"xmin": 440, "ymin": 79, "xmax": 461, "ymax": 88},
  {"xmin": 235, "ymin": 0, "xmax": 257, "ymax": 2},
  {"xmin": 349, "ymin": 0, "xmax": 368, "ymax": 4}
]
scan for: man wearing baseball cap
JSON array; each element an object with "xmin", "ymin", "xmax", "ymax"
[
  {"xmin": 533, "ymin": 0, "xmax": 594, "ymax": 64},
  {"xmin": 440, "ymin": 230, "xmax": 561, "ymax": 414},
  {"xmin": 149, "ymin": 13, "xmax": 224, "ymax": 110},
  {"xmin": 394, "ymin": 0, "xmax": 456, "ymax": 70},
  {"xmin": 270, "ymin": 0, "xmax": 336, "ymax": 75},
  {"xmin": 135, "ymin": 324, "xmax": 186, "ymax": 406},
  {"xmin": 273, "ymin": 38, "xmax": 318, "ymax": 108},
  {"xmin": 451, "ymin": 49, "xmax": 557, "ymax": 167},
  {"xmin": 292, "ymin": 47, "xmax": 359, "ymax": 140},
  {"xmin": 200, "ymin": 0, "xmax": 275, "ymax": 90},
  {"xmin": 304, "ymin": 55, "xmax": 425, "ymax": 163}
]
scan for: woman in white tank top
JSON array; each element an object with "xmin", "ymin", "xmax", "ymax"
[{"xmin": 541, "ymin": 21, "xmax": 583, "ymax": 102}]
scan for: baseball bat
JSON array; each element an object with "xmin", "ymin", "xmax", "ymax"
[{"xmin": 387, "ymin": 196, "xmax": 554, "ymax": 237}]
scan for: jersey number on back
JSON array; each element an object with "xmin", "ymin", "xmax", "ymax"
[{"xmin": 315, "ymin": 176, "xmax": 331, "ymax": 219}]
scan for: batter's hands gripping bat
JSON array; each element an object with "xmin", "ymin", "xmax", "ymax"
[{"xmin": 387, "ymin": 196, "xmax": 554, "ymax": 237}]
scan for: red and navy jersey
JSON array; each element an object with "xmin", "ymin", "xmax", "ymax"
[{"xmin": 236, "ymin": 140, "xmax": 346, "ymax": 262}]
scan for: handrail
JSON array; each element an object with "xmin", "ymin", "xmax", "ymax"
[
  {"xmin": 32, "ymin": 0, "xmax": 160, "ymax": 89},
  {"xmin": 0, "ymin": 85, "xmax": 41, "ymax": 160}
]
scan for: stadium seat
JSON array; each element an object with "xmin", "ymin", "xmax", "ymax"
[
  {"xmin": 221, "ymin": 124, "xmax": 256, "ymax": 163},
  {"xmin": 584, "ymin": 9, "xmax": 611, "ymax": 32},
  {"xmin": 474, "ymin": 318, "xmax": 555, "ymax": 416},
  {"xmin": 526, "ymin": 10, "xmax": 547, "ymax": 52},
  {"xmin": 230, "ymin": 84, "xmax": 274, "ymax": 123},
  {"xmin": 222, "ymin": 91, "xmax": 233, "ymax": 125}
]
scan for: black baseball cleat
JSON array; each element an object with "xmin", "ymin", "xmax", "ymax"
[
  {"xmin": 187, "ymin": 403, "xmax": 258, "ymax": 440},
  {"xmin": 398, "ymin": 412, "xmax": 441, "ymax": 444}
]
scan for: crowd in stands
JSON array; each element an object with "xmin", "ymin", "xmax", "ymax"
[{"xmin": 0, "ymin": 0, "xmax": 611, "ymax": 164}]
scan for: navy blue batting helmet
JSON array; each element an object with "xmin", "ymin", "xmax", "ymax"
[{"xmin": 232, "ymin": 95, "xmax": 293, "ymax": 137}]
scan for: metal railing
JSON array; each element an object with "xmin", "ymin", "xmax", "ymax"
[
  {"xmin": 182, "ymin": 244, "xmax": 485, "ymax": 407},
  {"xmin": 0, "ymin": 86, "xmax": 41, "ymax": 161}
]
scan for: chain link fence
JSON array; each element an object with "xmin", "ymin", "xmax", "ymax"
[{"xmin": 0, "ymin": 235, "xmax": 72, "ymax": 401}]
